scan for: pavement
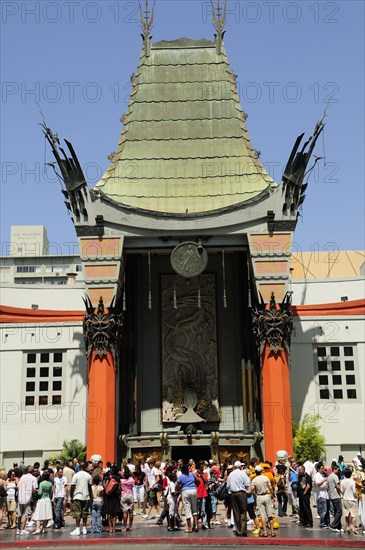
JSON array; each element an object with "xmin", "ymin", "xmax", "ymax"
[{"xmin": 1, "ymin": 504, "xmax": 364, "ymax": 548}]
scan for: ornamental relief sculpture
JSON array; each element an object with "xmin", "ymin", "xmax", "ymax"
[{"xmin": 161, "ymin": 274, "xmax": 219, "ymax": 422}]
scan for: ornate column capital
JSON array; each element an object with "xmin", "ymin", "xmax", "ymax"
[
  {"xmin": 252, "ymin": 292, "xmax": 293, "ymax": 361},
  {"xmin": 83, "ymin": 295, "xmax": 123, "ymax": 368}
]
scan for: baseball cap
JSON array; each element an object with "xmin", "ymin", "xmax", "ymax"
[
  {"xmin": 209, "ymin": 459, "xmax": 214, "ymax": 464},
  {"xmin": 255, "ymin": 465, "xmax": 263, "ymax": 472},
  {"xmin": 234, "ymin": 460, "xmax": 243, "ymax": 468}
]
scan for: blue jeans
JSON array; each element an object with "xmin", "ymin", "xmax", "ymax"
[
  {"xmin": 277, "ymin": 491, "xmax": 288, "ymax": 516},
  {"xmin": 54, "ymin": 497, "xmax": 64, "ymax": 528},
  {"xmin": 317, "ymin": 496, "xmax": 329, "ymax": 526},
  {"xmin": 91, "ymin": 501, "xmax": 103, "ymax": 533}
]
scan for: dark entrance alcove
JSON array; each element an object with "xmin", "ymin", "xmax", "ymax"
[{"xmin": 171, "ymin": 445, "xmax": 211, "ymax": 465}]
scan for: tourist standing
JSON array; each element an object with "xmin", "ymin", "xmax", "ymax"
[
  {"xmin": 120, "ymin": 466, "xmax": 135, "ymax": 532},
  {"xmin": 53, "ymin": 467, "xmax": 68, "ymax": 529},
  {"xmin": 226, "ymin": 461, "xmax": 251, "ymax": 537},
  {"xmin": 328, "ymin": 464, "xmax": 343, "ymax": 532},
  {"xmin": 340, "ymin": 469, "xmax": 358, "ymax": 534},
  {"xmin": 31, "ymin": 471, "xmax": 53, "ymax": 534},
  {"xmin": 91, "ymin": 475, "xmax": 103, "ymax": 534},
  {"xmin": 195, "ymin": 461, "xmax": 212, "ymax": 530},
  {"xmin": 143, "ymin": 459, "xmax": 161, "ymax": 520},
  {"xmin": 251, "ymin": 465, "xmax": 275, "ymax": 537},
  {"xmin": 297, "ymin": 464, "xmax": 313, "ymax": 528},
  {"xmin": 16, "ymin": 466, "xmax": 37, "ymax": 535},
  {"xmin": 314, "ymin": 462, "xmax": 330, "ymax": 528},
  {"xmin": 103, "ymin": 465, "xmax": 121, "ymax": 533},
  {"xmin": 70, "ymin": 462, "xmax": 93, "ymax": 536},
  {"xmin": 133, "ymin": 464, "xmax": 146, "ymax": 515},
  {"xmin": 176, "ymin": 463, "xmax": 199, "ymax": 533},
  {"xmin": 6, "ymin": 470, "xmax": 18, "ymax": 529}
]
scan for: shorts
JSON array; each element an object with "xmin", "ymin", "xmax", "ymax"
[
  {"xmin": 343, "ymin": 500, "xmax": 358, "ymax": 518},
  {"xmin": 7, "ymin": 499, "xmax": 16, "ymax": 512},
  {"xmin": 72, "ymin": 499, "xmax": 90, "ymax": 518},
  {"xmin": 247, "ymin": 502, "xmax": 256, "ymax": 520},
  {"xmin": 121, "ymin": 494, "xmax": 134, "ymax": 513},
  {"xmin": 147, "ymin": 490, "xmax": 158, "ymax": 506},
  {"xmin": 257, "ymin": 494, "xmax": 274, "ymax": 522},
  {"xmin": 17, "ymin": 501, "xmax": 32, "ymax": 518},
  {"xmin": 0, "ymin": 497, "xmax": 7, "ymax": 511},
  {"xmin": 181, "ymin": 489, "xmax": 197, "ymax": 520}
]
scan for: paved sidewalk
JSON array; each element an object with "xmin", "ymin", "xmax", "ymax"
[{"xmin": 1, "ymin": 508, "xmax": 364, "ymax": 548}]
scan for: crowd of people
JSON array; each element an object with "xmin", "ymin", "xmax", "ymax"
[{"xmin": 0, "ymin": 452, "xmax": 364, "ymax": 538}]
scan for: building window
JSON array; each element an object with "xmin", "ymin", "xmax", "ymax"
[
  {"xmin": 24, "ymin": 351, "xmax": 64, "ymax": 407},
  {"xmin": 15, "ymin": 265, "xmax": 41, "ymax": 273},
  {"xmin": 315, "ymin": 345, "xmax": 359, "ymax": 401}
]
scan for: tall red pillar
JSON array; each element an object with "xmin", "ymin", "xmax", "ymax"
[
  {"xmin": 87, "ymin": 351, "xmax": 116, "ymax": 463},
  {"xmin": 261, "ymin": 345, "xmax": 293, "ymax": 463},
  {"xmin": 252, "ymin": 293, "xmax": 294, "ymax": 463},
  {"xmin": 83, "ymin": 296, "xmax": 123, "ymax": 464}
]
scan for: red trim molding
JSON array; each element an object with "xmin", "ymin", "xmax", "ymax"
[
  {"xmin": 0, "ymin": 305, "xmax": 84, "ymax": 324},
  {"xmin": 1, "ymin": 299, "xmax": 364, "ymax": 325},
  {"xmin": 292, "ymin": 299, "xmax": 365, "ymax": 317}
]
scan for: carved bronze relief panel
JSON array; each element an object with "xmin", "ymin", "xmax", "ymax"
[{"xmin": 161, "ymin": 274, "xmax": 219, "ymax": 422}]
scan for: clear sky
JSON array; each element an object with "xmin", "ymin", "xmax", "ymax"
[{"xmin": 1, "ymin": 0, "xmax": 364, "ymax": 255}]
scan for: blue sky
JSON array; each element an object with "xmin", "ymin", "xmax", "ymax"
[{"xmin": 1, "ymin": 0, "xmax": 364, "ymax": 254}]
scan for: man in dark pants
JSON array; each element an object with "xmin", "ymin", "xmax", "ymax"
[
  {"xmin": 328, "ymin": 465, "xmax": 343, "ymax": 532},
  {"xmin": 226, "ymin": 461, "xmax": 251, "ymax": 536},
  {"xmin": 297, "ymin": 464, "xmax": 313, "ymax": 528}
]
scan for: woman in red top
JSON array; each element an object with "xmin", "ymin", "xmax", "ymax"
[{"xmin": 195, "ymin": 461, "xmax": 213, "ymax": 529}]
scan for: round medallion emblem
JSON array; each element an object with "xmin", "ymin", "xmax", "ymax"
[{"xmin": 171, "ymin": 242, "xmax": 208, "ymax": 278}]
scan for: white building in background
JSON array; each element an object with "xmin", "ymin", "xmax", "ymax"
[
  {"xmin": 0, "ymin": 226, "xmax": 83, "ymax": 286},
  {"xmin": 0, "ymin": 232, "xmax": 364, "ymax": 469},
  {"xmin": 9, "ymin": 225, "xmax": 49, "ymax": 257}
]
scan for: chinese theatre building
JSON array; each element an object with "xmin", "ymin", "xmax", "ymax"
[{"xmin": 41, "ymin": 3, "xmax": 327, "ymax": 465}]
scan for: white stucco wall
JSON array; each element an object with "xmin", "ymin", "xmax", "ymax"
[
  {"xmin": 291, "ymin": 277, "xmax": 364, "ymax": 305},
  {"xmin": 0, "ymin": 320, "xmax": 87, "ymax": 470},
  {"xmin": 0, "ymin": 283, "xmax": 85, "ymax": 310},
  {"xmin": 291, "ymin": 315, "xmax": 365, "ymax": 461}
]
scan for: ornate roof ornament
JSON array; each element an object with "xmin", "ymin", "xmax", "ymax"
[
  {"xmin": 211, "ymin": 0, "xmax": 227, "ymax": 54},
  {"xmin": 83, "ymin": 295, "xmax": 124, "ymax": 369},
  {"xmin": 282, "ymin": 106, "xmax": 327, "ymax": 216},
  {"xmin": 252, "ymin": 292, "xmax": 293, "ymax": 363},
  {"xmin": 139, "ymin": 0, "xmax": 156, "ymax": 57}
]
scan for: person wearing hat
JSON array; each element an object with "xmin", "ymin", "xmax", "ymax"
[
  {"xmin": 251, "ymin": 465, "xmax": 275, "ymax": 537},
  {"xmin": 226, "ymin": 461, "xmax": 251, "ymax": 537}
]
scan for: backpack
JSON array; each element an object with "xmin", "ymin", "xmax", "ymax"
[
  {"xmin": 105, "ymin": 477, "xmax": 119, "ymax": 495},
  {"xmin": 277, "ymin": 475, "xmax": 286, "ymax": 493},
  {"xmin": 215, "ymin": 481, "xmax": 228, "ymax": 501}
]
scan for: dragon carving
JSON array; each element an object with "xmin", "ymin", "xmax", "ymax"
[
  {"xmin": 83, "ymin": 295, "xmax": 123, "ymax": 368},
  {"xmin": 252, "ymin": 292, "xmax": 293, "ymax": 363}
]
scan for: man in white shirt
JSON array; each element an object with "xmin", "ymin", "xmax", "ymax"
[
  {"xmin": 16, "ymin": 466, "xmax": 37, "ymax": 535},
  {"xmin": 143, "ymin": 458, "xmax": 161, "ymax": 519},
  {"xmin": 70, "ymin": 462, "xmax": 92, "ymax": 536},
  {"xmin": 227, "ymin": 461, "xmax": 251, "ymax": 537},
  {"xmin": 314, "ymin": 462, "xmax": 329, "ymax": 528},
  {"xmin": 53, "ymin": 467, "xmax": 68, "ymax": 529}
]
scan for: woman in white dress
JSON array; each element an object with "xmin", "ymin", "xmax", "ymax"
[{"xmin": 32, "ymin": 471, "xmax": 53, "ymax": 534}]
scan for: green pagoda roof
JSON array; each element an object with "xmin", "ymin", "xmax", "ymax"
[{"xmin": 94, "ymin": 38, "xmax": 277, "ymax": 214}]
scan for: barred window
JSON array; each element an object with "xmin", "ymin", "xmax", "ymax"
[
  {"xmin": 24, "ymin": 352, "xmax": 64, "ymax": 406},
  {"xmin": 315, "ymin": 345, "xmax": 358, "ymax": 401}
]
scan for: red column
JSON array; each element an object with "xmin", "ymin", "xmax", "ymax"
[
  {"xmin": 86, "ymin": 350, "xmax": 116, "ymax": 463},
  {"xmin": 261, "ymin": 344, "xmax": 293, "ymax": 463}
]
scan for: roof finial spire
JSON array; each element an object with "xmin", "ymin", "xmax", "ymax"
[
  {"xmin": 211, "ymin": 0, "xmax": 227, "ymax": 54},
  {"xmin": 139, "ymin": 0, "xmax": 156, "ymax": 57}
]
